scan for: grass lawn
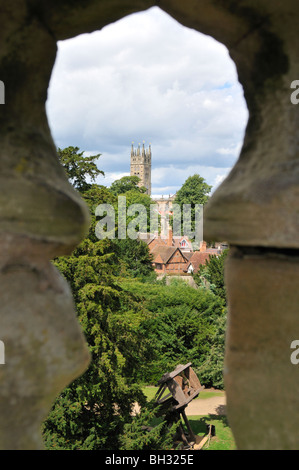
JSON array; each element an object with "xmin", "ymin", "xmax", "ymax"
[
  {"xmin": 142, "ymin": 386, "xmax": 235, "ymax": 450},
  {"xmin": 187, "ymin": 415, "xmax": 236, "ymax": 450},
  {"xmin": 142, "ymin": 386, "xmax": 225, "ymax": 402}
]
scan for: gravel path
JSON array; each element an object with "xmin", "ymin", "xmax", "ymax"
[
  {"xmin": 133, "ymin": 393, "xmax": 226, "ymax": 416},
  {"xmin": 184, "ymin": 394, "xmax": 226, "ymax": 416}
]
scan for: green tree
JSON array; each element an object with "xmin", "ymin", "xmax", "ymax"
[
  {"xmin": 89, "ymin": 185, "xmax": 155, "ymax": 278},
  {"xmin": 114, "ymin": 238, "xmax": 155, "ymax": 279},
  {"xmin": 120, "ymin": 277, "xmax": 226, "ymax": 387},
  {"xmin": 194, "ymin": 249, "xmax": 229, "ymax": 303},
  {"xmin": 58, "ymin": 146, "xmax": 103, "ymax": 192},
  {"xmin": 174, "ymin": 174, "xmax": 212, "ymax": 207},
  {"xmin": 198, "ymin": 312, "xmax": 227, "ymax": 389},
  {"xmin": 119, "ymin": 401, "xmax": 179, "ymax": 450},
  {"xmin": 110, "ymin": 175, "xmax": 146, "ymax": 195},
  {"xmin": 172, "ymin": 174, "xmax": 212, "ymax": 239},
  {"xmin": 117, "ymin": 189, "xmax": 155, "ymax": 236},
  {"xmin": 84, "ymin": 184, "xmax": 118, "ymax": 242},
  {"xmin": 109, "ymin": 176, "xmax": 156, "ymax": 237},
  {"xmin": 43, "ymin": 148, "xmax": 158, "ymax": 449},
  {"xmin": 43, "ymin": 237, "xmax": 151, "ymax": 449},
  {"xmin": 44, "ymin": 146, "xmax": 227, "ymax": 449}
]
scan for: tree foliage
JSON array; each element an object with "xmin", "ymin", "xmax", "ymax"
[
  {"xmin": 43, "ymin": 148, "xmax": 156, "ymax": 449},
  {"xmin": 114, "ymin": 238, "xmax": 155, "ymax": 279},
  {"xmin": 172, "ymin": 174, "xmax": 211, "ymax": 238},
  {"xmin": 112, "ymin": 182, "xmax": 157, "ymax": 237},
  {"xmin": 43, "ymin": 147, "xmax": 228, "ymax": 450},
  {"xmin": 174, "ymin": 174, "xmax": 212, "ymax": 207},
  {"xmin": 194, "ymin": 249, "xmax": 229, "ymax": 303},
  {"xmin": 58, "ymin": 146, "xmax": 103, "ymax": 192},
  {"xmin": 120, "ymin": 277, "xmax": 226, "ymax": 387},
  {"xmin": 110, "ymin": 175, "xmax": 146, "ymax": 195},
  {"xmin": 43, "ymin": 234, "xmax": 155, "ymax": 449},
  {"xmin": 119, "ymin": 401, "xmax": 179, "ymax": 450}
]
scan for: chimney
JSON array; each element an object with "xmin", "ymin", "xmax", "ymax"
[
  {"xmin": 200, "ymin": 241, "xmax": 207, "ymax": 252},
  {"xmin": 167, "ymin": 227, "xmax": 173, "ymax": 246}
]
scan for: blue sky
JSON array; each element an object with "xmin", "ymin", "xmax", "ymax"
[{"xmin": 46, "ymin": 6, "xmax": 248, "ymax": 198}]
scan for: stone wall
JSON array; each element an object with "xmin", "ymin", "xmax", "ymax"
[{"xmin": 1, "ymin": 0, "xmax": 298, "ymax": 450}]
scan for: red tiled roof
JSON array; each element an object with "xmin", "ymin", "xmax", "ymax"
[
  {"xmin": 151, "ymin": 245, "xmax": 189, "ymax": 265},
  {"xmin": 151, "ymin": 246, "xmax": 178, "ymax": 264},
  {"xmin": 149, "ymin": 237, "xmax": 167, "ymax": 247},
  {"xmin": 186, "ymin": 251, "xmax": 214, "ymax": 273}
]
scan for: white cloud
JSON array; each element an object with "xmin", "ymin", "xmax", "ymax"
[
  {"xmin": 150, "ymin": 164, "xmax": 232, "ymax": 198},
  {"xmin": 97, "ymin": 171, "xmax": 130, "ymax": 188},
  {"xmin": 46, "ymin": 6, "xmax": 248, "ymax": 194}
]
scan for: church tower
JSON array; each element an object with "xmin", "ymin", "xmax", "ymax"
[{"xmin": 130, "ymin": 142, "xmax": 151, "ymax": 195}]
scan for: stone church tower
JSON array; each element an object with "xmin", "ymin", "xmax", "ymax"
[{"xmin": 130, "ymin": 142, "xmax": 151, "ymax": 195}]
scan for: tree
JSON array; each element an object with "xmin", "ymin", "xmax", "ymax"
[
  {"xmin": 110, "ymin": 175, "xmax": 146, "ymax": 195},
  {"xmin": 198, "ymin": 312, "xmax": 227, "ymax": 389},
  {"xmin": 44, "ymin": 147, "xmax": 226, "ymax": 448},
  {"xmin": 119, "ymin": 401, "xmax": 178, "ymax": 450},
  {"xmin": 42, "ymin": 148, "xmax": 157, "ymax": 449},
  {"xmin": 114, "ymin": 238, "xmax": 155, "ymax": 279},
  {"xmin": 58, "ymin": 146, "xmax": 103, "ymax": 192},
  {"xmin": 116, "ymin": 189, "xmax": 155, "ymax": 236},
  {"xmin": 172, "ymin": 174, "xmax": 212, "ymax": 239},
  {"xmin": 88, "ymin": 184, "xmax": 155, "ymax": 278},
  {"xmin": 43, "ymin": 237, "xmax": 152, "ymax": 449},
  {"xmin": 174, "ymin": 174, "xmax": 212, "ymax": 207},
  {"xmin": 194, "ymin": 249, "xmax": 229, "ymax": 303},
  {"xmin": 120, "ymin": 277, "xmax": 226, "ymax": 387},
  {"xmin": 83, "ymin": 184, "xmax": 118, "ymax": 242}
]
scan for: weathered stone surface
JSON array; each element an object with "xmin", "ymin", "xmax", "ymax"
[
  {"xmin": 0, "ymin": 259, "xmax": 90, "ymax": 449},
  {"xmin": 224, "ymin": 248, "xmax": 299, "ymax": 449},
  {"xmin": 197, "ymin": 2, "xmax": 299, "ymax": 248}
]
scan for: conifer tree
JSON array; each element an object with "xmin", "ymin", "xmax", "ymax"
[{"xmin": 42, "ymin": 147, "xmax": 171, "ymax": 449}]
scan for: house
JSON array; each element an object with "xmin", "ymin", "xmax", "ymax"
[
  {"xmin": 139, "ymin": 231, "xmax": 225, "ymax": 275},
  {"xmin": 139, "ymin": 229, "xmax": 193, "ymax": 252},
  {"xmin": 139, "ymin": 229, "xmax": 192, "ymax": 273},
  {"xmin": 150, "ymin": 244, "xmax": 190, "ymax": 274}
]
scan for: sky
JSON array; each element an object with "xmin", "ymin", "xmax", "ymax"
[{"xmin": 46, "ymin": 6, "xmax": 248, "ymax": 198}]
